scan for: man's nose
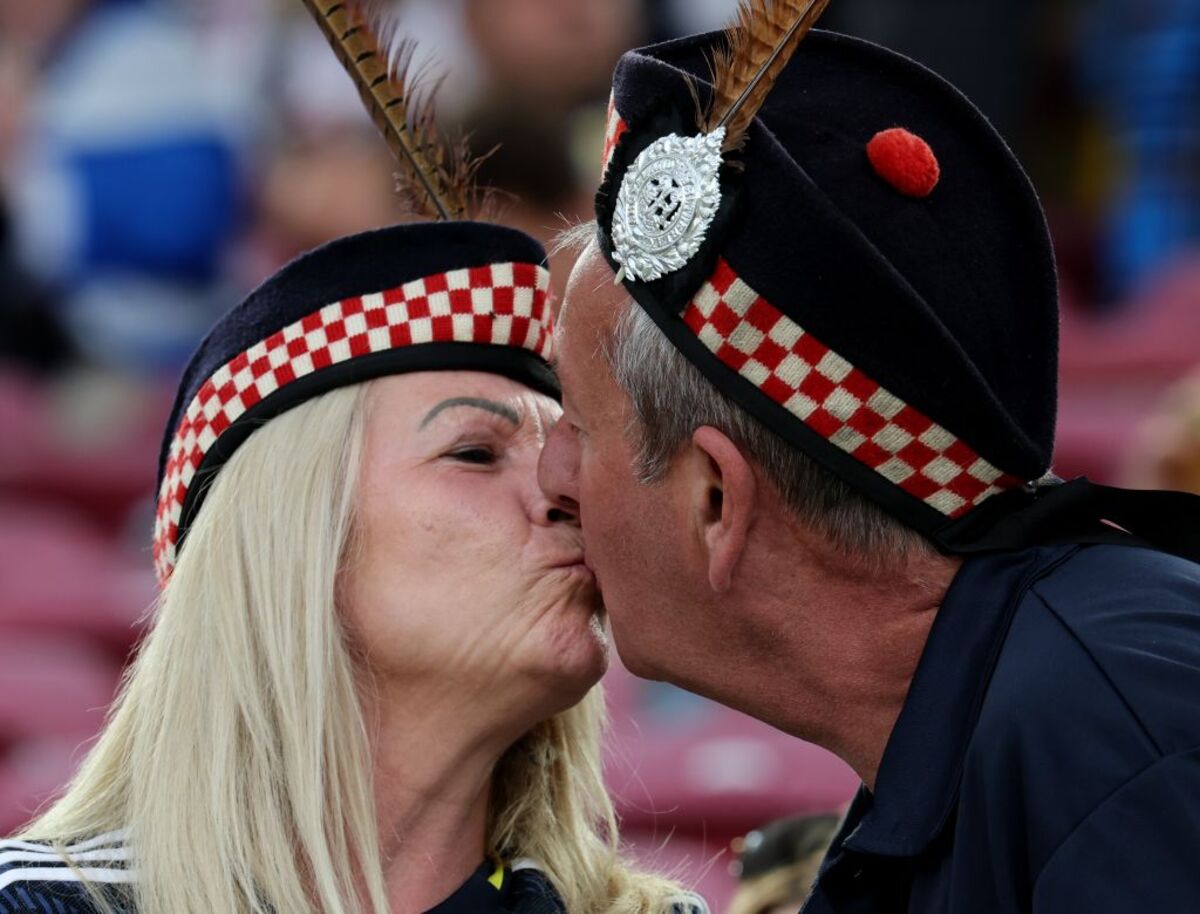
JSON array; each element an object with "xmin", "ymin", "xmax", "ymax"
[{"xmin": 538, "ymin": 417, "xmax": 582, "ymax": 520}]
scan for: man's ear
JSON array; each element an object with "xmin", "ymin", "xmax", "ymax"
[{"xmin": 688, "ymin": 426, "xmax": 757, "ymax": 593}]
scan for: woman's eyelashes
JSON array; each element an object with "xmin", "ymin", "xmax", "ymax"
[{"xmin": 447, "ymin": 444, "xmax": 498, "ymax": 465}]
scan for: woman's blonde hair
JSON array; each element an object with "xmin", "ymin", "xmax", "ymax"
[{"xmin": 19, "ymin": 383, "xmax": 697, "ymax": 914}]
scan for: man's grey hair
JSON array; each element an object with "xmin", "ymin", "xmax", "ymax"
[{"xmin": 557, "ymin": 221, "xmax": 933, "ymax": 566}]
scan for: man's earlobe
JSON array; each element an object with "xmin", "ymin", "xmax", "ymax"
[{"xmin": 691, "ymin": 426, "xmax": 756, "ymax": 593}]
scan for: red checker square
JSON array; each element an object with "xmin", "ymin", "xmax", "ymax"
[
  {"xmin": 490, "ymin": 286, "xmax": 515, "ymax": 314},
  {"xmin": 708, "ymin": 259, "xmax": 737, "ymax": 296},
  {"xmin": 364, "ymin": 307, "xmax": 389, "ymax": 329},
  {"xmin": 750, "ymin": 336, "xmax": 788, "ymax": 371},
  {"xmin": 273, "ymin": 362, "xmax": 296, "ymax": 386},
  {"xmin": 947, "ymin": 471, "xmax": 989, "ymax": 503},
  {"xmin": 325, "ymin": 320, "xmax": 347, "ymax": 343},
  {"xmin": 792, "ymin": 331, "xmax": 828, "ymax": 367},
  {"xmin": 683, "ymin": 305, "xmax": 707, "ymax": 335},
  {"xmin": 197, "ymin": 377, "xmax": 217, "ymax": 402},
  {"xmin": 250, "ymin": 355, "xmax": 272, "ymax": 378},
  {"xmin": 512, "ymin": 263, "xmax": 538, "ymax": 288},
  {"xmin": 942, "ymin": 439, "xmax": 977, "ymax": 469},
  {"xmin": 898, "ymin": 472, "xmax": 941, "ymax": 501},
  {"xmin": 301, "ymin": 312, "xmax": 323, "ymax": 333},
  {"xmin": 469, "ymin": 265, "xmax": 493, "ymax": 288},
  {"xmin": 797, "ymin": 368, "xmax": 836, "ymax": 404},
  {"xmin": 715, "ymin": 342, "xmax": 751, "ymax": 372},
  {"xmin": 422, "ymin": 273, "xmax": 449, "ymax": 294},
  {"xmin": 760, "ymin": 373, "xmax": 797, "ymax": 406},
  {"xmin": 240, "ymin": 384, "xmax": 262, "ymax": 409},
  {"xmin": 264, "ymin": 329, "xmax": 287, "ymax": 351},
  {"xmin": 310, "ymin": 347, "xmax": 333, "ymax": 370},
  {"xmin": 840, "ymin": 368, "xmax": 879, "ymax": 402},
  {"xmin": 286, "ymin": 337, "xmax": 308, "ymax": 358},
  {"xmin": 743, "ymin": 297, "xmax": 781, "ymax": 335},
  {"xmin": 473, "ymin": 315, "xmax": 492, "ymax": 339},
  {"xmin": 228, "ymin": 351, "xmax": 250, "ymax": 374},
  {"xmin": 709, "ymin": 301, "xmax": 742, "ymax": 338},
  {"xmin": 891, "ymin": 405, "xmax": 935, "ymax": 437},
  {"xmin": 947, "ymin": 502, "xmax": 972, "ymax": 519},
  {"xmin": 805, "ymin": 407, "xmax": 843, "ymax": 439},
  {"xmin": 215, "ymin": 380, "xmax": 237, "ymax": 404},
  {"xmin": 340, "ymin": 295, "xmax": 365, "ymax": 315},
  {"xmin": 851, "ymin": 438, "xmax": 892, "ymax": 469},
  {"xmin": 348, "ymin": 334, "xmax": 370, "ymax": 358},
  {"xmin": 449, "ymin": 288, "xmax": 474, "ymax": 312},
  {"xmin": 389, "ymin": 323, "xmax": 412, "ymax": 347},
  {"xmin": 510, "ymin": 316, "xmax": 531, "ymax": 346},
  {"xmin": 210, "ymin": 411, "xmax": 231, "ymax": 436},
  {"xmin": 896, "ymin": 438, "xmax": 938, "ymax": 470},
  {"xmin": 381, "ymin": 286, "xmax": 406, "ymax": 305},
  {"xmin": 431, "ymin": 315, "xmax": 454, "ymax": 340},
  {"xmin": 847, "ymin": 404, "xmax": 889, "ymax": 438},
  {"xmin": 406, "ymin": 297, "xmax": 431, "ymax": 320},
  {"xmin": 997, "ymin": 473, "xmax": 1023, "ymax": 490}
]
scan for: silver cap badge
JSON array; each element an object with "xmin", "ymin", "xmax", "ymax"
[{"xmin": 611, "ymin": 127, "xmax": 726, "ymax": 284}]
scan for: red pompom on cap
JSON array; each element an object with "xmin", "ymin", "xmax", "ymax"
[{"xmin": 867, "ymin": 127, "xmax": 940, "ymax": 198}]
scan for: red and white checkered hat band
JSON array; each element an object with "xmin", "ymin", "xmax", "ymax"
[
  {"xmin": 600, "ymin": 95, "xmax": 628, "ymax": 177},
  {"xmin": 153, "ymin": 261, "xmax": 553, "ymax": 583},
  {"xmin": 684, "ymin": 258, "xmax": 1023, "ymax": 518}
]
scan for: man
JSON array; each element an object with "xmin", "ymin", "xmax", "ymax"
[{"xmin": 538, "ymin": 14, "xmax": 1200, "ymax": 913}]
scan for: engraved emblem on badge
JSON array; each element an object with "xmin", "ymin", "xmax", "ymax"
[{"xmin": 611, "ymin": 127, "xmax": 726, "ymax": 284}]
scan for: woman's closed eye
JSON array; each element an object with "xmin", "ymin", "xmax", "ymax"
[{"xmin": 447, "ymin": 445, "xmax": 497, "ymax": 465}]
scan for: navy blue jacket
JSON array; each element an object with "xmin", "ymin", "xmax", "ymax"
[{"xmin": 803, "ymin": 543, "xmax": 1200, "ymax": 913}]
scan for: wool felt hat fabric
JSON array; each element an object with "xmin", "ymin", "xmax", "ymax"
[
  {"xmin": 153, "ymin": 221, "xmax": 557, "ymax": 583},
  {"xmin": 594, "ymin": 28, "xmax": 1061, "ymax": 544}
]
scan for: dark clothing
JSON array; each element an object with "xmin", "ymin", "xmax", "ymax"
[
  {"xmin": 0, "ymin": 840, "xmax": 566, "ymax": 914},
  {"xmin": 803, "ymin": 543, "xmax": 1200, "ymax": 913}
]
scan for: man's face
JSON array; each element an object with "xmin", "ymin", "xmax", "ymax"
[{"xmin": 538, "ymin": 243, "xmax": 695, "ymax": 678}]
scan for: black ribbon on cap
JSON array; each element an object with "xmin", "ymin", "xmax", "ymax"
[{"xmin": 936, "ymin": 477, "xmax": 1200, "ymax": 564}]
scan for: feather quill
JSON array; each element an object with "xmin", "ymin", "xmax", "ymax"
[
  {"xmin": 706, "ymin": 0, "xmax": 831, "ymax": 151},
  {"xmin": 298, "ymin": 0, "xmax": 474, "ymax": 220}
]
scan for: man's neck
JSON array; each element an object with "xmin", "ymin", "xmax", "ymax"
[{"xmin": 683, "ymin": 523, "xmax": 961, "ymax": 790}]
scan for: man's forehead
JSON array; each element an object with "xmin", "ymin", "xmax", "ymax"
[{"xmin": 561, "ymin": 243, "xmax": 625, "ymax": 342}]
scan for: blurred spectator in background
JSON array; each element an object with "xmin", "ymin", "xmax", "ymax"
[
  {"xmin": 727, "ymin": 814, "xmax": 841, "ymax": 914},
  {"xmin": 1125, "ymin": 368, "xmax": 1200, "ymax": 496},
  {"xmin": 0, "ymin": 0, "xmax": 245, "ymax": 376},
  {"xmin": 1078, "ymin": 0, "xmax": 1200, "ymax": 307}
]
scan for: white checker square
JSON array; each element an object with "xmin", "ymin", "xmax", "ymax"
[
  {"xmin": 491, "ymin": 263, "xmax": 514, "ymax": 287},
  {"xmin": 967, "ymin": 458, "xmax": 1003, "ymax": 485},
  {"xmin": 877, "ymin": 457, "xmax": 916, "ymax": 484},
  {"xmin": 816, "ymin": 350, "xmax": 853, "ymax": 383},
  {"xmin": 925, "ymin": 489, "xmax": 967, "ymax": 515},
  {"xmin": 471, "ymin": 287, "xmax": 494, "ymax": 313},
  {"xmin": 452, "ymin": 313, "xmax": 475, "ymax": 339},
  {"xmin": 872, "ymin": 424, "xmax": 914, "ymax": 454},
  {"xmin": 233, "ymin": 366, "xmax": 254, "ymax": 390},
  {"xmin": 775, "ymin": 353, "xmax": 812, "ymax": 387},
  {"xmin": 282, "ymin": 322, "xmax": 304, "ymax": 342},
  {"xmin": 327, "ymin": 339, "xmax": 352, "ymax": 362},
  {"xmin": 426, "ymin": 291, "xmax": 452, "ymax": 315},
  {"xmin": 181, "ymin": 461, "xmax": 197, "ymax": 486},
  {"xmin": 782, "ymin": 391, "xmax": 820, "ymax": 420},
  {"xmin": 491, "ymin": 314, "xmax": 514, "ymax": 344},
  {"xmin": 255, "ymin": 373, "xmax": 280, "ymax": 398},
  {"xmin": 822, "ymin": 388, "xmax": 863, "ymax": 422},
  {"xmin": 722, "ymin": 280, "xmax": 758, "ymax": 316},
  {"xmin": 513, "ymin": 286, "xmax": 535, "ymax": 317},
  {"xmin": 727, "ymin": 321, "xmax": 765, "ymax": 356},
  {"xmin": 320, "ymin": 302, "xmax": 343, "ymax": 322},
  {"xmin": 267, "ymin": 345, "xmax": 291, "ymax": 369},
  {"xmin": 202, "ymin": 397, "xmax": 223, "ymax": 420},
  {"xmin": 198, "ymin": 426, "xmax": 217, "ymax": 450},
  {"xmin": 697, "ymin": 324, "xmax": 724, "ymax": 351},
  {"xmin": 343, "ymin": 313, "xmax": 368, "ymax": 337},
  {"xmin": 768, "ymin": 318, "xmax": 804, "ymax": 350},
  {"xmin": 409, "ymin": 318, "xmax": 434, "ymax": 344},
  {"xmin": 385, "ymin": 303, "xmax": 407, "ymax": 325},
  {"xmin": 740, "ymin": 360, "xmax": 771, "ymax": 386},
  {"xmin": 366, "ymin": 327, "xmax": 391, "ymax": 352},
  {"xmin": 304, "ymin": 327, "xmax": 329, "ymax": 350},
  {"xmin": 692, "ymin": 283, "xmax": 721, "ymax": 317},
  {"xmin": 401, "ymin": 277, "xmax": 428, "ymax": 300},
  {"xmin": 360, "ymin": 291, "xmax": 385, "ymax": 311},
  {"xmin": 209, "ymin": 365, "xmax": 233, "ymax": 389},
  {"xmin": 919, "ymin": 425, "xmax": 956, "ymax": 453},
  {"xmin": 866, "ymin": 389, "xmax": 906, "ymax": 420},
  {"xmin": 170, "ymin": 501, "xmax": 183, "ymax": 524},
  {"xmin": 446, "ymin": 268, "xmax": 471, "ymax": 291},
  {"xmin": 922, "ymin": 455, "xmax": 964, "ymax": 485},
  {"xmin": 829, "ymin": 426, "xmax": 867, "ymax": 453}
]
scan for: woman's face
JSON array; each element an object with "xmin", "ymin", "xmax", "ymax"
[{"xmin": 341, "ymin": 371, "xmax": 607, "ymax": 730}]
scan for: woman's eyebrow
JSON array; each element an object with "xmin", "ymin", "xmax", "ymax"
[{"xmin": 419, "ymin": 397, "xmax": 521, "ymax": 429}]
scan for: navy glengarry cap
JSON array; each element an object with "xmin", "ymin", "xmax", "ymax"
[
  {"xmin": 154, "ymin": 221, "xmax": 556, "ymax": 583},
  {"xmin": 594, "ymin": 25, "xmax": 1062, "ymax": 549}
]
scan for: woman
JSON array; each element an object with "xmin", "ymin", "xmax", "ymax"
[{"xmin": 0, "ymin": 222, "xmax": 705, "ymax": 914}]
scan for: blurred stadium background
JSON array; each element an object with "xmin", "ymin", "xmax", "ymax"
[{"xmin": 1, "ymin": 0, "xmax": 1199, "ymax": 908}]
